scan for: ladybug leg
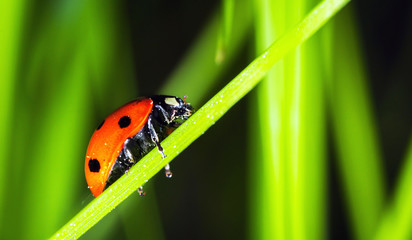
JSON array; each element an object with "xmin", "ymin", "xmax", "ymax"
[
  {"xmin": 138, "ymin": 186, "xmax": 146, "ymax": 196},
  {"xmin": 154, "ymin": 105, "xmax": 176, "ymax": 124},
  {"xmin": 164, "ymin": 163, "xmax": 172, "ymax": 178},
  {"xmin": 147, "ymin": 117, "xmax": 166, "ymax": 158},
  {"xmin": 123, "ymin": 139, "xmax": 135, "ymax": 164},
  {"xmin": 147, "ymin": 117, "xmax": 173, "ymax": 178}
]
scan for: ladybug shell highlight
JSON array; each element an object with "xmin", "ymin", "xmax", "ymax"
[{"xmin": 85, "ymin": 99, "xmax": 153, "ymax": 197}]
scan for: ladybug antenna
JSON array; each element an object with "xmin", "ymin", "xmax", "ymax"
[{"xmin": 183, "ymin": 95, "xmax": 188, "ymax": 104}]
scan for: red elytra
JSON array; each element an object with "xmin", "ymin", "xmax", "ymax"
[
  {"xmin": 84, "ymin": 96, "xmax": 193, "ymax": 197},
  {"xmin": 85, "ymin": 98, "xmax": 153, "ymax": 197}
]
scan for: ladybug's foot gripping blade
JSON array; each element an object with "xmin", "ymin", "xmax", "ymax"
[
  {"xmin": 165, "ymin": 163, "xmax": 173, "ymax": 178},
  {"xmin": 138, "ymin": 186, "xmax": 146, "ymax": 197},
  {"xmin": 158, "ymin": 146, "xmax": 166, "ymax": 159},
  {"xmin": 154, "ymin": 140, "xmax": 166, "ymax": 159}
]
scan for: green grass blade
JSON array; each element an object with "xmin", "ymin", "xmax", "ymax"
[
  {"xmin": 0, "ymin": 0, "xmax": 25, "ymax": 230},
  {"xmin": 250, "ymin": 0, "xmax": 287, "ymax": 239},
  {"xmin": 23, "ymin": 56, "xmax": 90, "ymax": 239},
  {"xmin": 223, "ymin": 0, "xmax": 234, "ymax": 44},
  {"xmin": 284, "ymin": 1, "xmax": 305, "ymax": 239},
  {"xmin": 300, "ymin": 28, "xmax": 329, "ymax": 240},
  {"xmin": 329, "ymin": 6, "xmax": 385, "ymax": 240},
  {"xmin": 50, "ymin": 0, "xmax": 349, "ymax": 238},
  {"xmin": 216, "ymin": 0, "xmax": 234, "ymax": 63},
  {"xmin": 299, "ymin": 4, "xmax": 329, "ymax": 240},
  {"xmin": 251, "ymin": 0, "xmax": 328, "ymax": 239},
  {"xmin": 374, "ymin": 136, "xmax": 412, "ymax": 240}
]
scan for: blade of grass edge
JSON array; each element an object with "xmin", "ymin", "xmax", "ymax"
[{"xmin": 50, "ymin": 0, "xmax": 350, "ymax": 238}]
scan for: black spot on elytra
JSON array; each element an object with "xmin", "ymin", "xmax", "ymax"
[
  {"xmin": 118, "ymin": 116, "xmax": 131, "ymax": 128},
  {"xmin": 96, "ymin": 120, "xmax": 105, "ymax": 130},
  {"xmin": 89, "ymin": 159, "xmax": 100, "ymax": 172}
]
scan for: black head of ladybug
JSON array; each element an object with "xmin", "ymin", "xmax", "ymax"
[{"xmin": 151, "ymin": 95, "xmax": 194, "ymax": 128}]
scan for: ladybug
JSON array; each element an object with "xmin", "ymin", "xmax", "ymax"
[{"xmin": 85, "ymin": 95, "xmax": 194, "ymax": 197}]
